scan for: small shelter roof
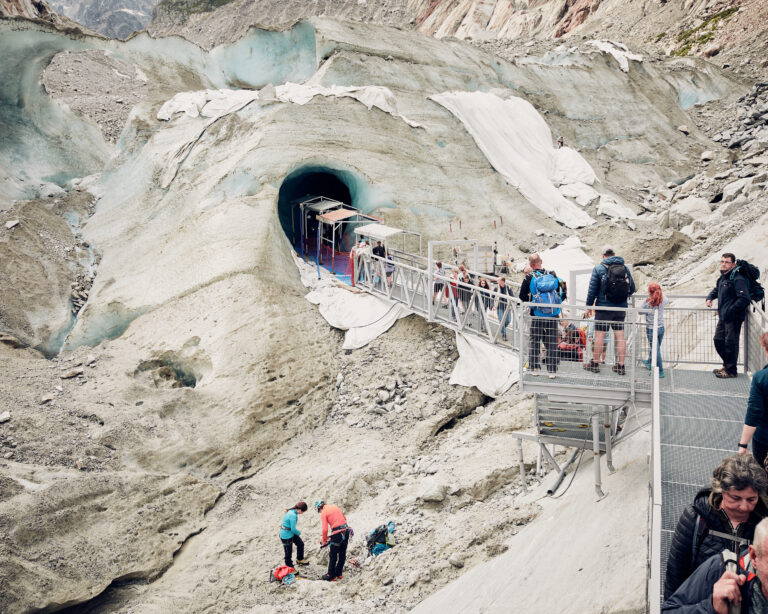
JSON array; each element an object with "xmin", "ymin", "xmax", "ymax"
[
  {"xmin": 303, "ymin": 197, "xmax": 345, "ymax": 213},
  {"xmin": 319, "ymin": 208, "xmax": 363, "ymax": 222},
  {"xmin": 354, "ymin": 223, "xmax": 409, "ymax": 240}
]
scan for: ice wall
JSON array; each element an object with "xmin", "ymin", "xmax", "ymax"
[{"xmin": 0, "ymin": 26, "xmax": 110, "ymax": 203}]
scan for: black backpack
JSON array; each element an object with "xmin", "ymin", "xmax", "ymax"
[
  {"xmin": 731, "ymin": 260, "xmax": 765, "ymax": 304},
  {"xmin": 366, "ymin": 525, "xmax": 389, "ymax": 555},
  {"xmin": 604, "ymin": 262, "xmax": 630, "ymax": 303}
]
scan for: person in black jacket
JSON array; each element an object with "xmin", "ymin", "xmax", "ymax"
[
  {"xmin": 662, "ymin": 519, "xmax": 768, "ymax": 613},
  {"xmin": 664, "ymin": 453, "xmax": 768, "ymax": 600},
  {"xmin": 707, "ymin": 253, "xmax": 751, "ymax": 378}
]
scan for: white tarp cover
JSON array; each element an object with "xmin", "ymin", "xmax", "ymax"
[
  {"xmin": 430, "ymin": 91, "xmax": 596, "ymax": 229},
  {"xmin": 588, "ymin": 40, "xmax": 644, "ymax": 73},
  {"xmin": 538, "ymin": 236, "xmax": 595, "ymax": 305},
  {"xmin": 449, "ymin": 333, "xmax": 519, "ymax": 397},
  {"xmin": 558, "ymin": 182, "xmax": 600, "ymax": 206},
  {"xmin": 157, "ymin": 84, "xmax": 420, "ymax": 127},
  {"xmin": 354, "ymin": 223, "xmax": 406, "ymax": 240}
]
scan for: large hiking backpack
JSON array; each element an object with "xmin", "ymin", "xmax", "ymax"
[
  {"xmin": 604, "ymin": 262, "xmax": 630, "ymax": 304},
  {"xmin": 531, "ymin": 272, "xmax": 562, "ymax": 317},
  {"xmin": 731, "ymin": 259, "xmax": 765, "ymax": 304},
  {"xmin": 366, "ymin": 521, "xmax": 396, "ymax": 556}
]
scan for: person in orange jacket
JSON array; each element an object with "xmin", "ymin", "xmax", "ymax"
[{"xmin": 315, "ymin": 500, "xmax": 351, "ymax": 581}]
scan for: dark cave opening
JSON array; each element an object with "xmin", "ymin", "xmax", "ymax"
[{"xmin": 277, "ymin": 166, "xmax": 353, "ymax": 246}]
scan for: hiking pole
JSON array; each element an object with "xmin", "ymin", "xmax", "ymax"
[{"xmin": 722, "ymin": 550, "xmax": 740, "ymax": 614}]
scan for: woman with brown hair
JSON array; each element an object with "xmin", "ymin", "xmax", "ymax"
[
  {"xmin": 641, "ymin": 282, "xmax": 669, "ymax": 378},
  {"xmin": 279, "ymin": 501, "xmax": 309, "ymax": 568},
  {"xmin": 664, "ymin": 453, "xmax": 768, "ymax": 599},
  {"xmin": 738, "ymin": 331, "xmax": 768, "ymax": 465}
]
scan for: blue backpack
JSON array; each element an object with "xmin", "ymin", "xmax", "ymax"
[{"xmin": 531, "ymin": 272, "xmax": 562, "ymax": 317}]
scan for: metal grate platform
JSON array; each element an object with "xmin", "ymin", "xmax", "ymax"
[{"xmin": 657, "ymin": 369, "xmax": 751, "ymax": 601}]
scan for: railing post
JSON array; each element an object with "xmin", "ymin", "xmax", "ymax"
[
  {"xmin": 744, "ymin": 309, "xmax": 750, "ymax": 374},
  {"xmin": 517, "ymin": 438, "xmax": 527, "ymax": 494},
  {"xmin": 592, "ymin": 413, "xmax": 606, "ymax": 500},
  {"xmin": 630, "ymin": 308, "xmax": 637, "ymax": 402}
]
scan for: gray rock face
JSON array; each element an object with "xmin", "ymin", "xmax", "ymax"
[
  {"xmin": 0, "ymin": 469, "xmax": 219, "ymax": 612},
  {"xmin": 49, "ymin": 0, "xmax": 159, "ymax": 38}
]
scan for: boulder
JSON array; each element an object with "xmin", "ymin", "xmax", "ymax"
[
  {"xmin": 0, "ymin": 411, "xmax": 10, "ymax": 423},
  {"xmin": 700, "ymin": 151, "xmax": 715, "ymax": 161},
  {"xmin": 670, "ymin": 196, "xmax": 711, "ymax": 227},
  {"xmin": 418, "ymin": 479, "xmax": 447, "ymax": 503},
  {"xmin": 721, "ymin": 178, "xmax": 752, "ymax": 202}
]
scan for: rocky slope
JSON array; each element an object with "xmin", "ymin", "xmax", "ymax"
[
  {"xmin": 48, "ymin": 0, "xmax": 159, "ymax": 38},
  {"xmin": 0, "ymin": 4, "xmax": 767, "ymax": 614}
]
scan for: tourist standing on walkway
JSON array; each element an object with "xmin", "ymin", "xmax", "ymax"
[
  {"xmin": 707, "ymin": 253, "xmax": 751, "ymax": 379},
  {"xmin": 641, "ymin": 283, "xmax": 669, "ymax": 378},
  {"xmin": 664, "ymin": 454, "xmax": 768, "ymax": 600},
  {"xmin": 475, "ymin": 277, "xmax": 493, "ymax": 332},
  {"xmin": 280, "ymin": 501, "xmax": 309, "ymax": 568},
  {"xmin": 315, "ymin": 500, "xmax": 350, "ymax": 582},
  {"xmin": 583, "ymin": 246, "xmax": 636, "ymax": 375},
  {"xmin": 432, "ymin": 261, "xmax": 445, "ymax": 306},
  {"xmin": 738, "ymin": 332, "xmax": 768, "ymax": 466},
  {"xmin": 495, "ymin": 276, "xmax": 514, "ymax": 341},
  {"xmin": 458, "ymin": 266, "xmax": 473, "ymax": 313},
  {"xmin": 520, "ymin": 254, "xmax": 562, "ymax": 377}
]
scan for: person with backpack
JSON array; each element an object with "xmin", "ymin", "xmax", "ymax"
[
  {"xmin": 707, "ymin": 253, "xmax": 753, "ymax": 379},
  {"xmin": 520, "ymin": 254, "xmax": 563, "ymax": 377},
  {"xmin": 664, "ymin": 454, "xmax": 768, "ymax": 600},
  {"xmin": 315, "ymin": 500, "xmax": 351, "ymax": 581},
  {"xmin": 279, "ymin": 501, "xmax": 309, "ymax": 568},
  {"xmin": 583, "ymin": 246, "xmax": 636, "ymax": 375},
  {"xmin": 663, "ymin": 518, "xmax": 768, "ymax": 613},
  {"xmin": 738, "ymin": 332, "xmax": 768, "ymax": 466}
]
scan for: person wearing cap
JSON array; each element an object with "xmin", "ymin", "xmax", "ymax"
[{"xmin": 315, "ymin": 500, "xmax": 350, "ymax": 581}]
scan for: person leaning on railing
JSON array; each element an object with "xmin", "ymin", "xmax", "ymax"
[
  {"xmin": 738, "ymin": 332, "xmax": 768, "ymax": 466},
  {"xmin": 663, "ymin": 453, "xmax": 768, "ymax": 601},
  {"xmin": 706, "ymin": 253, "xmax": 750, "ymax": 379}
]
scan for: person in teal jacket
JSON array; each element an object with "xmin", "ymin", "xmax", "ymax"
[
  {"xmin": 738, "ymin": 332, "xmax": 768, "ymax": 466},
  {"xmin": 280, "ymin": 501, "xmax": 309, "ymax": 567}
]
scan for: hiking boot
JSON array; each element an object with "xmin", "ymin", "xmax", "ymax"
[
  {"xmin": 659, "ymin": 371, "xmax": 665, "ymax": 379},
  {"xmin": 713, "ymin": 367, "xmax": 726, "ymax": 375},
  {"xmin": 322, "ymin": 573, "xmax": 335, "ymax": 581},
  {"xmin": 332, "ymin": 575, "xmax": 343, "ymax": 581},
  {"xmin": 526, "ymin": 367, "xmax": 540, "ymax": 376},
  {"xmin": 296, "ymin": 559, "xmax": 309, "ymax": 566},
  {"xmin": 715, "ymin": 370, "xmax": 738, "ymax": 379},
  {"xmin": 612, "ymin": 364, "xmax": 626, "ymax": 376},
  {"xmin": 547, "ymin": 373, "xmax": 556, "ymax": 380},
  {"xmin": 583, "ymin": 360, "xmax": 600, "ymax": 373},
  {"xmin": 641, "ymin": 359, "xmax": 651, "ymax": 371}
]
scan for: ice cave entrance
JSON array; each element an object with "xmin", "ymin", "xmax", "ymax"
[{"xmin": 278, "ymin": 167, "xmax": 379, "ymax": 283}]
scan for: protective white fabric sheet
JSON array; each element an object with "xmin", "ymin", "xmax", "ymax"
[
  {"xmin": 303, "ymin": 283, "xmax": 411, "ymax": 350},
  {"xmin": 157, "ymin": 84, "xmax": 420, "ymax": 127},
  {"xmin": 538, "ymin": 236, "xmax": 595, "ymax": 305},
  {"xmin": 430, "ymin": 91, "xmax": 595, "ymax": 229},
  {"xmin": 588, "ymin": 40, "xmax": 643, "ymax": 73},
  {"xmin": 449, "ymin": 332, "xmax": 519, "ymax": 398},
  {"xmin": 558, "ymin": 181, "xmax": 600, "ymax": 206}
]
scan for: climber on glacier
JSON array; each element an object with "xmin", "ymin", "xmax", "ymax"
[{"xmin": 316, "ymin": 500, "xmax": 351, "ymax": 581}]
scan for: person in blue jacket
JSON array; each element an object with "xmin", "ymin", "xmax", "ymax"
[
  {"xmin": 662, "ymin": 517, "xmax": 768, "ymax": 613},
  {"xmin": 280, "ymin": 501, "xmax": 309, "ymax": 568},
  {"xmin": 583, "ymin": 246, "xmax": 636, "ymax": 375},
  {"xmin": 738, "ymin": 332, "xmax": 768, "ymax": 465}
]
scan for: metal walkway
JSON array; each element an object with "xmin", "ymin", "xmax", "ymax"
[
  {"xmin": 345, "ymin": 243, "xmax": 768, "ymax": 611},
  {"xmin": 649, "ymin": 303, "xmax": 768, "ymax": 612}
]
